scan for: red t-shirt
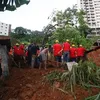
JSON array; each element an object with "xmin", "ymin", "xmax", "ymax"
[
  {"xmin": 70, "ymin": 47, "xmax": 77, "ymax": 58},
  {"xmin": 19, "ymin": 44, "xmax": 24, "ymax": 55},
  {"xmin": 25, "ymin": 51, "xmax": 28, "ymax": 57},
  {"xmin": 13, "ymin": 46, "xmax": 18, "ymax": 54},
  {"xmin": 53, "ymin": 43, "xmax": 62, "ymax": 56},
  {"xmin": 13, "ymin": 46, "xmax": 21, "ymax": 55},
  {"xmin": 63, "ymin": 42, "xmax": 70, "ymax": 52},
  {"xmin": 77, "ymin": 47, "xmax": 86, "ymax": 57}
]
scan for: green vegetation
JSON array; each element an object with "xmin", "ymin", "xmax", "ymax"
[
  {"xmin": 43, "ymin": 6, "xmax": 96, "ymax": 49},
  {"xmin": 85, "ymin": 93, "xmax": 100, "ymax": 100},
  {"xmin": 10, "ymin": 27, "xmax": 44, "ymax": 45},
  {"xmin": 10, "ymin": 5, "xmax": 99, "ymax": 49},
  {"xmin": 45, "ymin": 61, "xmax": 100, "ymax": 99}
]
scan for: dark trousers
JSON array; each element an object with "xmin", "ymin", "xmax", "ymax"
[
  {"xmin": 70, "ymin": 58, "xmax": 76, "ymax": 62},
  {"xmin": 63, "ymin": 51, "xmax": 69, "ymax": 62},
  {"xmin": 55, "ymin": 56, "xmax": 61, "ymax": 62}
]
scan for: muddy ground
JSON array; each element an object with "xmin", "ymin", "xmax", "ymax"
[
  {"xmin": 0, "ymin": 48, "xmax": 100, "ymax": 100},
  {"xmin": 0, "ymin": 67, "xmax": 100, "ymax": 100}
]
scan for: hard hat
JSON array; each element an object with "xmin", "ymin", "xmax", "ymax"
[
  {"xmin": 55, "ymin": 40, "xmax": 59, "ymax": 43},
  {"xmin": 66, "ymin": 39, "xmax": 69, "ymax": 42},
  {"xmin": 79, "ymin": 44, "xmax": 82, "ymax": 47},
  {"xmin": 72, "ymin": 44, "xmax": 75, "ymax": 47},
  {"xmin": 16, "ymin": 43, "xmax": 19, "ymax": 45}
]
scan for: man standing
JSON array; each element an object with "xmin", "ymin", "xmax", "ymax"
[
  {"xmin": 31, "ymin": 43, "xmax": 39, "ymax": 68},
  {"xmin": 77, "ymin": 44, "xmax": 86, "ymax": 62},
  {"xmin": 13, "ymin": 43, "xmax": 22, "ymax": 67},
  {"xmin": 63, "ymin": 39, "xmax": 70, "ymax": 62},
  {"xmin": 70, "ymin": 44, "xmax": 77, "ymax": 62},
  {"xmin": 38, "ymin": 47, "xmax": 48, "ymax": 70},
  {"xmin": 19, "ymin": 43, "xmax": 25, "ymax": 56},
  {"xmin": 53, "ymin": 40, "xmax": 62, "ymax": 67},
  {"xmin": 19, "ymin": 43, "xmax": 25, "ymax": 65},
  {"xmin": 27, "ymin": 43, "xmax": 32, "ymax": 66}
]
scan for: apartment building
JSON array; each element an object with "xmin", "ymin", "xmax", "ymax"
[
  {"xmin": 0, "ymin": 22, "xmax": 11, "ymax": 36},
  {"xmin": 79, "ymin": 0, "xmax": 100, "ymax": 35}
]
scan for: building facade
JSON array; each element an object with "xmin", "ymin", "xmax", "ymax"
[
  {"xmin": 0, "ymin": 22, "xmax": 11, "ymax": 36},
  {"xmin": 79, "ymin": 0, "xmax": 100, "ymax": 35}
]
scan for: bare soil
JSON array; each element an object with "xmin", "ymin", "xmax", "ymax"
[
  {"xmin": 87, "ymin": 48, "xmax": 100, "ymax": 66},
  {"xmin": 0, "ymin": 67, "xmax": 100, "ymax": 100}
]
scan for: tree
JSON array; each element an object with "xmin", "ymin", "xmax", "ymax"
[
  {"xmin": 52, "ymin": 6, "xmax": 77, "ymax": 28},
  {"xmin": 46, "ymin": 5, "xmax": 93, "ymax": 49},
  {"xmin": 42, "ymin": 24, "xmax": 57, "ymax": 47},
  {"xmin": 77, "ymin": 10, "xmax": 90, "ymax": 37},
  {"xmin": 15, "ymin": 27, "xmax": 27, "ymax": 35},
  {"xmin": 0, "ymin": 0, "xmax": 30, "ymax": 11}
]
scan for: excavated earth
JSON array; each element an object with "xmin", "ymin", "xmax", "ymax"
[
  {"xmin": 0, "ymin": 67, "xmax": 100, "ymax": 100},
  {"xmin": 0, "ymin": 48, "xmax": 100, "ymax": 100},
  {"xmin": 87, "ymin": 47, "xmax": 100, "ymax": 66}
]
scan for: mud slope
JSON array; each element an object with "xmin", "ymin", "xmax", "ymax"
[
  {"xmin": 87, "ymin": 47, "xmax": 100, "ymax": 66},
  {"xmin": 0, "ymin": 67, "xmax": 100, "ymax": 100}
]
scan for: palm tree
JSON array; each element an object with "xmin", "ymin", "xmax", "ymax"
[{"xmin": 0, "ymin": 0, "xmax": 30, "ymax": 11}]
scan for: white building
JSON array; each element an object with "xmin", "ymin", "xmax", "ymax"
[
  {"xmin": 0, "ymin": 22, "xmax": 11, "ymax": 36},
  {"xmin": 78, "ymin": 0, "xmax": 100, "ymax": 35}
]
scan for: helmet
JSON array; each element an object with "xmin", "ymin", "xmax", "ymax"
[
  {"xmin": 72, "ymin": 44, "xmax": 75, "ymax": 47},
  {"xmin": 16, "ymin": 43, "xmax": 19, "ymax": 45},
  {"xmin": 55, "ymin": 40, "xmax": 59, "ymax": 43},
  {"xmin": 66, "ymin": 39, "xmax": 69, "ymax": 42},
  {"xmin": 79, "ymin": 44, "xmax": 82, "ymax": 47}
]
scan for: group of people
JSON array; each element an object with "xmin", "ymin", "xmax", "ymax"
[
  {"xmin": 9, "ymin": 42, "xmax": 48, "ymax": 69},
  {"xmin": 53, "ymin": 39, "xmax": 86, "ymax": 66},
  {"xmin": 8, "ymin": 39, "xmax": 86, "ymax": 70}
]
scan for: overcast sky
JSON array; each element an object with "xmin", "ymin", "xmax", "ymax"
[{"xmin": 0, "ymin": 0, "xmax": 77, "ymax": 31}]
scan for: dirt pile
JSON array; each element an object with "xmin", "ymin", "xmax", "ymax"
[
  {"xmin": 0, "ymin": 67, "xmax": 100, "ymax": 100},
  {"xmin": 87, "ymin": 48, "xmax": 100, "ymax": 66}
]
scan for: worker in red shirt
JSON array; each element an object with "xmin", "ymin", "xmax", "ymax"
[
  {"xmin": 13, "ymin": 43, "xmax": 21, "ymax": 67},
  {"xmin": 53, "ymin": 40, "xmax": 62, "ymax": 67},
  {"xmin": 19, "ymin": 43, "xmax": 25, "ymax": 56},
  {"xmin": 63, "ymin": 39, "xmax": 70, "ymax": 62},
  {"xmin": 77, "ymin": 44, "xmax": 86, "ymax": 62},
  {"xmin": 13, "ymin": 43, "xmax": 19, "ymax": 55},
  {"xmin": 70, "ymin": 44, "xmax": 77, "ymax": 62}
]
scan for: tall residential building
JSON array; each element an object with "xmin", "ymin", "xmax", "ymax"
[
  {"xmin": 79, "ymin": 0, "xmax": 100, "ymax": 35},
  {"xmin": 0, "ymin": 22, "xmax": 11, "ymax": 36}
]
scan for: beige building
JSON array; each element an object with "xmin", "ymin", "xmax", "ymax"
[
  {"xmin": 0, "ymin": 22, "xmax": 11, "ymax": 36},
  {"xmin": 78, "ymin": 0, "xmax": 100, "ymax": 35}
]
